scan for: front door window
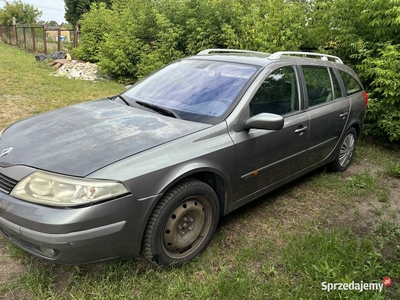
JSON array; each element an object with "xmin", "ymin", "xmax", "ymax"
[{"xmin": 250, "ymin": 66, "xmax": 299, "ymax": 116}]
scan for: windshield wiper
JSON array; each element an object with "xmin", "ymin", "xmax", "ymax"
[
  {"xmin": 118, "ymin": 95, "xmax": 130, "ymax": 105},
  {"xmin": 109, "ymin": 94, "xmax": 130, "ymax": 106},
  {"xmin": 135, "ymin": 101, "xmax": 180, "ymax": 119}
]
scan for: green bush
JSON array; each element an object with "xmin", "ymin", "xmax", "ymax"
[
  {"xmin": 307, "ymin": 0, "xmax": 400, "ymax": 142},
  {"xmin": 359, "ymin": 44, "xmax": 400, "ymax": 141},
  {"xmin": 74, "ymin": 3, "xmax": 114, "ymax": 62},
  {"xmin": 77, "ymin": 0, "xmax": 307, "ymax": 82},
  {"xmin": 95, "ymin": 0, "xmax": 156, "ymax": 82}
]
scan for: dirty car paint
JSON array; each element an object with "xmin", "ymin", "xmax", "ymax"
[{"xmin": 0, "ymin": 100, "xmax": 209, "ymax": 176}]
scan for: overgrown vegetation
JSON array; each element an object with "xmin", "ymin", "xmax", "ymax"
[
  {"xmin": 74, "ymin": 0, "xmax": 400, "ymax": 142},
  {"xmin": 311, "ymin": 0, "xmax": 400, "ymax": 142},
  {"xmin": 1, "ymin": 42, "xmax": 400, "ymax": 300},
  {"xmin": 77, "ymin": 0, "xmax": 307, "ymax": 80}
]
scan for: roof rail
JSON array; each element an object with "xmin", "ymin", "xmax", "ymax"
[
  {"xmin": 269, "ymin": 51, "xmax": 343, "ymax": 64},
  {"xmin": 197, "ymin": 49, "xmax": 269, "ymax": 56}
]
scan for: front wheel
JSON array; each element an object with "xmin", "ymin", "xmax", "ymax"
[
  {"xmin": 329, "ymin": 127, "xmax": 357, "ymax": 172},
  {"xmin": 142, "ymin": 179, "xmax": 219, "ymax": 267}
]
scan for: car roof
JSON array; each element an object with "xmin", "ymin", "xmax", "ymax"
[{"xmin": 187, "ymin": 49, "xmax": 345, "ymax": 68}]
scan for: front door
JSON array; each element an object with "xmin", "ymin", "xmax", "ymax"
[{"xmin": 230, "ymin": 66, "xmax": 309, "ymax": 201}]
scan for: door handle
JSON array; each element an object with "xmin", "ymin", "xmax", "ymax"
[
  {"xmin": 295, "ymin": 126, "xmax": 308, "ymax": 135},
  {"xmin": 340, "ymin": 111, "xmax": 349, "ymax": 118}
]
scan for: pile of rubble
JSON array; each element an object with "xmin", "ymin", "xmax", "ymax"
[
  {"xmin": 54, "ymin": 60, "xmax": 100, "ymax": 81},
  {"xmin": 35, "ymin": 51, "xmax": 101, "ymax": 81}
]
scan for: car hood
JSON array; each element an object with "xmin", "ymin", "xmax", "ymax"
[{"xmin": 0, "ymin": 99, "xmax": 209, "ymax": 177}]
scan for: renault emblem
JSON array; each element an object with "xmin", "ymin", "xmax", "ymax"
[{"xmin": 0, "ymin": 147, "xmax": 13, "ymax": 158}]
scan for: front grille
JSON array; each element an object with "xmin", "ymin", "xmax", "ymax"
[{"xmin": 0, "ymin": 172, "xmax": 18, "ymax": 194}]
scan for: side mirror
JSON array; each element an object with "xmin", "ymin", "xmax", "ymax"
[{"xmin": 245, "ymin": 113, "xmax": 284, "ymax": 130}]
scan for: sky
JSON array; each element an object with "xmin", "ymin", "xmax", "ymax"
[{"xmin": 0, "ymin": 0, "xmax": 66, "ymax": 24}]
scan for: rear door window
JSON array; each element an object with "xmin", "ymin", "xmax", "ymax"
[{"xmin": 302, "ymin": 66, "xmax": 336, "ymax": 107}]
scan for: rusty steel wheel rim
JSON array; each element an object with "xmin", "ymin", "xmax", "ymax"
[{"xmin": 162, "ymin": 196, "xmax": 212, "ymax": 259}]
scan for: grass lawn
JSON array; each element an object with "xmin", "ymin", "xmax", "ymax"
[{"xmin": 0, "ymin": 42, "xmax": 399, "ymax": 299}]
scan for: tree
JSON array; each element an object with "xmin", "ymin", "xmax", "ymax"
[
  {"xmin": 0, "ymin": 0, "xmax": 42, "ymax": 25},
  {"xmin": 46, "ymin": 20, "xmax": 59, "ymax": 27},
  {"xmin": 64, "ymin": 0, "xmax": 112, "ymax": 25}
]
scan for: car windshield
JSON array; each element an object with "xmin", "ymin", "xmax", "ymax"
[{"xmin": 122, "ymin": 59, "xmax": 260, "ymax": 124}]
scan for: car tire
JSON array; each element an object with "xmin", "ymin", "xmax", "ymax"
[
  {"xmin": 329, "ymin": 127, "xmax": 357, "ymax": 172},
  {"xmin": 142, "ymin": 179, "xmax": 220, "ymax": 267}
]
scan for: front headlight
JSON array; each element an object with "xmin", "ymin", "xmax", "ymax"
[{"xmin": 11, "ymin": 171, "xmax": 129, "ymax": 207}]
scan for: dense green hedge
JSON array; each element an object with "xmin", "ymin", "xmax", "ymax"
[
  {"xmin": 316, "ymin": 0, "xmax": 400, "ymax": 142},
  {"xmin": 75, "ymin": 0, "xmax": 400, "ymax": 142},
  {"xmin": 76, "ymin": 0, "xmax": 307, "ymax": 80}
]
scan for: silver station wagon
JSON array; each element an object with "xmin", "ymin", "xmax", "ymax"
[{"xmin": 0, "ymin": 49, "xmax": 368, "ymax": 266}]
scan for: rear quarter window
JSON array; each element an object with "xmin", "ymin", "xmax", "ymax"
[{"xmin": 339, "ymin": 71, "xmax": 363, "ymax": 96}]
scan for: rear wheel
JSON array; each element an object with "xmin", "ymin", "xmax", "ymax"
[
  {"xmin": 142, "ymin": 179, "xmax": 219, "ymax": 267},
  {"xmin": 329, "ymin": 127, "xmax": 357, "ymax": 172}
]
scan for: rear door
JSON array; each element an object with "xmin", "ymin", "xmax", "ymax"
[{"xmin": 301, "ymin": 66, "xmax": 350, "ymax": 165}]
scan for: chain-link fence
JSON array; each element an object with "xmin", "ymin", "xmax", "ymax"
[{"xmin": 0, "ymin": 24, "xmax": 80, "ymax": 55}]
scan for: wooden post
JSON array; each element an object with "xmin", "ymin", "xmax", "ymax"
[
  {"xmin": 42, "ymin": 26, "xmax": 47, "ymax": 55},
  {"xmin": 8, "ymin": 25, "xmax": 12, "ymax": 45},
  {"xmin": 31, "ymin": 26, "xmax": 36, "ymax": 52},
  {"xmin": 14, "ymin": 25, "xmax": 18, "ymax": 45},
  {"xmin": 57, "ymin": 27, "xmax": 61, "ymax": 51},
  {"xmin": 12, "ymin": 17, "xmax": 18, "ymax": 46},
  {"xmin": 23, "ymin": 26, "xmax": 27, "ymax": 50},
  {"xmin": 74, "ymin": 23, "xmax": 79, "ymax": 49}
]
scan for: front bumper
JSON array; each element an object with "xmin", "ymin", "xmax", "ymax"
[{"xmin": 0, "ymin": 190, "xmax": 159, "ymax": 264}]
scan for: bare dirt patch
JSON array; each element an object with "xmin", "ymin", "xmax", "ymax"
[
  {"xmin": 0, "ymin": 247, "xmax": 25, "ymax": 285},
  {"xmin": 333, "ymin": 159, "xmax": 400, "ymax": 237}
]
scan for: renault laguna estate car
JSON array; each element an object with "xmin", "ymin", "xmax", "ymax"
[{"xmin": 0, "ymin": 49, "xmax": 368, "ymax": 266}]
